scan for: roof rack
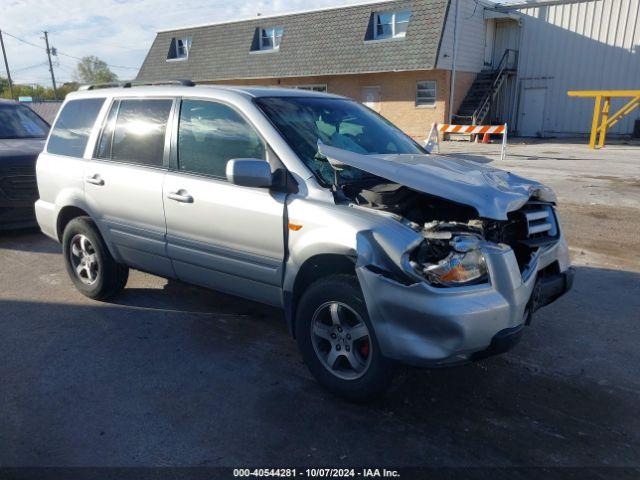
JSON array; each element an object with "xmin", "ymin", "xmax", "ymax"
[
  {"xmin": 122, "ymin": 79, "xmax": 196, "ymax": 88},
  {"xmin": 78, "ymin": 79, "xmax": 195, "ymax": 91},
  {"xmin": 78, "ymin": 82, "xmax": 123, "ymax": 91}
]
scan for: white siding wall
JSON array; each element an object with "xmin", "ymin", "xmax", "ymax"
[
  {"xmin": 492, "ymin": 19, "xmax": 521, "ymax": 68},
  {"xmin": 490, "ymin": 19, "xmax": 520, "ymax": 126},
  {"xmin": 436, "ymin": 0, "xmax": 487, "ymax": 73},
  {"xmin": 514, "ymin": 0, "xmax": 640, "ymax": 136}
]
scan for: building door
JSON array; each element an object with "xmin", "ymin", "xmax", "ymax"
[
  {"xmin": 361, "ymin": 87, "xmax": 381, "ymax": 112},
  {"xmin": 519, "ymin": 87, "xmax": 546, "ymax": 137},
  {"xmin": 484, "ymin": 19, "xmax": 496, "ymax": 68}
]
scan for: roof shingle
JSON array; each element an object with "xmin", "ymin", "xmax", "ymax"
[{"xmin": 136, "ymin": 0, "xmax": 450, "ymax": 82}]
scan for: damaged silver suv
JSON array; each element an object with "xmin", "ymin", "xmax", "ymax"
[{"xmin": 35, "ymin": 84, "xmax": 574, "ymax": 400}]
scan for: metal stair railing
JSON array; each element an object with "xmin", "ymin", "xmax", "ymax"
[{"xmin": 472, "ymin": 49, "xmax": 518, "ymax": 125}]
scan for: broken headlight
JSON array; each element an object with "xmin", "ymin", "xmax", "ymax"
[
  {"xmin": 422, "ymin": 249, "xmax": 487, "ymax": 286},
  {"xmin": 409, "ymin": 232, "xmax": 488, "ymax": 287}
]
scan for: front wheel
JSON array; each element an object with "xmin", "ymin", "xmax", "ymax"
[{"xmin": 295, "ymin": 274, "xmax": 394, "ymax": 401}]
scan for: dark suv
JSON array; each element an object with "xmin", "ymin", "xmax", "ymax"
[{"xmin": 0, "ymin": 99, "xmax": 50, "ymax": 229}]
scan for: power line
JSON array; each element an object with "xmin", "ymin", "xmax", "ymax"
[
  {"xmin": 11, "ymin": 61, "xmax": 49, "ymax": 72},
  {"xmin": 55, "ymin": 50, "xmax": 138, "ymax": 70},
  {"xmin": 1, "ymin": 30, "xmax": 41, "ymax": 49},
  {"xmin": 1, "ymin": 29, "xmax": 139, "ymax": 70},
  {"xmin": 49, "ymin": 31, "xmax": 147, "ymax": 52}
]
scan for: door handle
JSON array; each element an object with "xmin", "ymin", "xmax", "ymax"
[
  {"xmin": 167, "ymin": 190, "xmax": 194, "ymax": 203},
  {"xmin": 85, "ymin": 174, "xmax": 104, "ymax": 186}
]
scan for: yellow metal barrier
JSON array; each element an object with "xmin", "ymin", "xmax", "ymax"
[{"xmin": 567, "ymin": 90, "xmax": 640, "ymax": 149}]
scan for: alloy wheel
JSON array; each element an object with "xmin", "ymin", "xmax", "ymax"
[
  {"xmin": 69, "ymin": 234, "xmax": 99, "ymax": 285},
  {"xmin": 310, "ymin": 301, "xmax": 372, "ymax": 380}
]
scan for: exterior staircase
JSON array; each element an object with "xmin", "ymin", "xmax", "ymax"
[{"xmin": 454, "ymin": 49, "xmax": 518, "ymax": 127}]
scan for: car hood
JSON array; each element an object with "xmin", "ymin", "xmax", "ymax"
[
  {"xmin": 318, "ymin": 142, "xmax": 556, "ymax": 220},
  {"xmin": 0, "ymin": 138, "xmax": 46, "ymax": 165}
]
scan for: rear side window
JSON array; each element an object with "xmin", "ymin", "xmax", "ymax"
[
  {"xmin": 47, "ymin": 98, "xmax": 105, "ymax": 157},
  {"xmin": 109, "ymin": 99, "xmax": 173, "ymax": 167},
  {"xmin": 95, "ymin": 101, "xmax": 119, "ymax": 159},
  {"xmin": 178, "ymin": 99, "xmax": 265, "ymax": 178}
]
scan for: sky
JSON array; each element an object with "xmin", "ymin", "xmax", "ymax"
[{"xmin": 0, "ymin": 0, "xmax": 369, "ymax": 86}]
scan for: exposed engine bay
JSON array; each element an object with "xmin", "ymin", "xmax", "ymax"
[{"xmin": 338, "ymin": 180, "xmax": 558, "ymax": 286}]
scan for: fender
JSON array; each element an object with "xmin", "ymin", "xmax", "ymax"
[
  {"xmin": 281, "ymin": 196, "xmax": 422, "ymax": 335},
  {"xmin": 53, "ymin": 191, "xmax": 124, "ymax": 264}
]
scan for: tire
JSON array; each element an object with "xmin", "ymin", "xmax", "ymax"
[
  {"xmin": 295, "ymin": 274, "xmax": 394, "ymax": 401},
  {"xmin": 62, "ymin": 216, "xmax": 129, "ymax": 300}
]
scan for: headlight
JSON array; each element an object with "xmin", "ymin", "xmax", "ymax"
[
  {"xmin": 409, "ymin": 233, "xmax": 489, "ymax": 287},
  {"xmin": 423, "ymin": 249, "xmax": 487, "ymax": 286}
]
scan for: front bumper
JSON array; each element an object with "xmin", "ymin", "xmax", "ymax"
[{"xmin": 356, "ymin": 236, "xmax": 573, "ymax": 367}]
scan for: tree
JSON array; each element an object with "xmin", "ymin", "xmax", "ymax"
[
  {"xmin": 0, "ymin": 76, "xmax": 8, "ymax": 94},
  {"xmin": 75, "ymin": 56, "xmax": 118, "ymax": 84},
  {"xmin": 1, "ymin": 78, "xmax": 79, "ymax": 101}
]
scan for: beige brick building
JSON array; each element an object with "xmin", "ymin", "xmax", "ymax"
[
  {"xmin": 203, "ymin": 70, "xmax": 476, "ymax": 140},
  {"xmin": 136, "ymin": 0, "xmax": 511, "ymax": 140}
]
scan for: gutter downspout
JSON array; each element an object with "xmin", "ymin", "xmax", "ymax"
[{"xmin": 448, "ymin": 0, "xmax": 460, "ymax": 123}]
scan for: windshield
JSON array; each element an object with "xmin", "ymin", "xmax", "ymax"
[
  {"xmin": 255, "ymin": 96, "xmax": 424, "ymax": 185},
  {"xmin": 0, "ymin": 103, "xmax": 50, "ymax": 140}
]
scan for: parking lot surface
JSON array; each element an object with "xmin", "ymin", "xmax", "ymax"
[{"xmin": 1, "ymin": 140, "xmax": 639, "ymax": 468}]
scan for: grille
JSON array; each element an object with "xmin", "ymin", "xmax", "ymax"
[
  {"xmin": 491, "ymin": 201, "xmax": 560, "ymax": 274},
  {"xmin": 520, "ymin": 202, "xmax": 558, "ymax": 247},
  {"xmin": 0, "ymin": 166, "xmax": 38, "ymax": 201}
]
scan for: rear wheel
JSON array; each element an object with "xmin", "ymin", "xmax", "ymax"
[
  {"xmin": 296, "ymin": 274, "xmax": 394, "ymax": 401},
  {"xmin": 62, "ymin": 217, "xmax": 128, "ymax": 300}
]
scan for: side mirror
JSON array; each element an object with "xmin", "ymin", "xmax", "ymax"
[{"xmin": 226, "ymin": 159, "xmax": 273, "ymax": 188}]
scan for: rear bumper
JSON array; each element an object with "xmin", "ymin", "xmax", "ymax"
[{"xmin": 34, "ymin": 199, "xmax": 58, "ymax": 240}]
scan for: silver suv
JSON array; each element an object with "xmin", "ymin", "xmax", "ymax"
[{"xmin": 35, "ymin": 84, "xmax": 574, "ymax": 400}]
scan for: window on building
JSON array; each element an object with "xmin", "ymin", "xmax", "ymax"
[
  {"xmin": 416, "ymin": 81, "xmax": 437, "ymax": 107},
  {"xmin": 47, "ymin": 98, "xmax": 105, "ymax": 157},
  {"xmin": 178, "ymin": 99, "xmax": 265, "ymax": 179},
  {"xmin": 109, "ymin": 99, "xmax": 173, "ymax": 167},
  {"xmin": 373, "ymin": 11, "xmax": 411, "ymax": 40},
  {"xmin": 259, "ymin": 27, "xmax": 283, "ymax": 51},
  {"xmin": 167, "ymin": 37, "xmax": 192, "ymax": 60},
  {"xmin": 292, "ymin": 85, "xmax": 327, "ymax": 92}
]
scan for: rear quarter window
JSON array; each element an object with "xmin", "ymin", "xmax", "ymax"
[{"xmin": 47, "ymin": 98, "xmax": 105, "ymax": 157}]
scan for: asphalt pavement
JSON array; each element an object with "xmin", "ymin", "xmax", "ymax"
[{"xmin": 1, "ymin": 229, "xmax": 638, "ymax": 469}]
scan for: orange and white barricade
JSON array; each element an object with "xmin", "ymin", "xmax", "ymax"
[{"xmin": 425, "ymin": 123, "xmax": 508, "ymax": 161}]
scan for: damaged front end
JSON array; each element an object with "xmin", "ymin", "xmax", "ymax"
[
  {"xmin": 318, "ymin": 142, "xmax": 574, "ymax": 366},
  {"xmin": 318, "ymin": 141, "xmax": 565, "ymax": 284}
]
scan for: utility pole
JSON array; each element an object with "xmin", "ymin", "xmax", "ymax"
[
  {"xmin": 43, "ymin": 31, "xmax": 58, "ymax": 99},
  {"xmin": 0, "ymin": 30, "xmax": 14, "ymax": 99}
]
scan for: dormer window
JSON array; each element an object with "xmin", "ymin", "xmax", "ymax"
[
  {"xmin": 373, "ymin": 11, "xmax": 411, "ymax": 40},
  {"xmin": 259, "ymin": 27, "xmax": 283, "ymax": 51},
  {"xmin": 167, "ymin": 36, "xmax": 192, "ymax": 61}
]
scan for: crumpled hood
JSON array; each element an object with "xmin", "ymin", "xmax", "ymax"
[{"xmin": 318, "ymin": 142, "xmax": 556, "ymax": 220}]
